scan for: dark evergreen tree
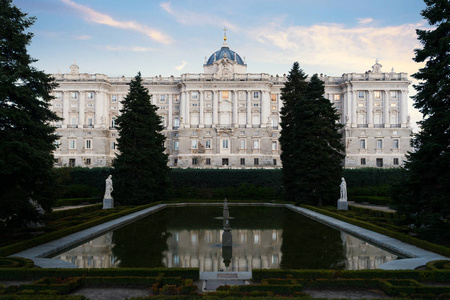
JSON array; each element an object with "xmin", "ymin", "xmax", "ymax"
[
  {"xmin": 391, "ymin": 0, "xmax": 450, "ymax": 244},
  {"xmin": 280, "ymin": 63, "xmax": 344, "ymax": 205},
  {"xmin": 112, "ymin": 72, "xmax": 169, "ymax": 205},
  {"xmin": 279, "ymin": 62, "xmax": 308, "ymax": 203},
  {"xmin": 0, "ymin": 0, "xmax": 60, "ymax": 227}
]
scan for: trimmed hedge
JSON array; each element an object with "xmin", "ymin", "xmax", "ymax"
[
  {"xmin": 348, "ymin": 205, "xmax": 396, "ymax": 219},
  {"xmin": 17, "ymin": 277, "xmax": 81, "ymax": 295},
  {"xmin": 45, "ymin": 204, "xmax": 103, "ymax": 221},
  {"xmin": 350, "ymin": 195, "xmax": 391, "ymax": 205},
  {"xmin": 426, "ymin": 260, "xmax": 450, "ymax": 270},
  {"xmin": 0, "ymin": 203, "xmax": 162, "ymax": 257},
  {"xmin": 301, "ymin": 205, "xmax": 450, "ymax": 258},
  {"xmin": 53, "ymin": 198, "xmax": 100, "ymax": 208},
  {"xmin": 0, "ymin": 268, "xmax": 199, "ymax": 281},
  {"xmin": 231, "ymin": 284, "xmax": 303, "ymax": 295},
  {"xmin": 0, "ymin": 257, "xmax": 34, "ymax": 269},
  {"xmin": 0, "ymin": 296, "xmax": 86, "ymax": 300}
]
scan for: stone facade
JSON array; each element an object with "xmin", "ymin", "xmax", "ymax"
[{"xmin": 50, "ymin": 42, "xmax": 412, "ymax": 169}]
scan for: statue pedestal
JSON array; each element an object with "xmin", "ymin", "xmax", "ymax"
[
  {"xmin": 103, "ymin": 198, "xmax": 114, "ymax": 209},
  {"xmin": 337, "ymin": 199, "xmax": 348, "ymax": 210}
]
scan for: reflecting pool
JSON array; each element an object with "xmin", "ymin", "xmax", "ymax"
[{"xmin": 52, "ymin": 206, "xmax": 398, "ymax": 271}]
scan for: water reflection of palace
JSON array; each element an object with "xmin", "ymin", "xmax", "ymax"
[
  {"xmin": 53, "ymin": 233, "xmax": 120, "ymax": 268},
  {"xmin": 341, "ymin": 232, "xmax": 397, "ymax": 270},
  {"xmin": 53, "ymin": 228, "xmax": 397, "ymax": 271},
  {"xmin": 162, "ymin": 229, "xmax": 283, "ymax": 272}
]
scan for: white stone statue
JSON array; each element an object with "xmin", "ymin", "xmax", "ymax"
[
  {"xmin": 104, "ymin": 175, "xmax": 113, "ymax": 199},
  {"xmin": 340, "ymin": 177, "xmax": 347, "ymax": 201}
]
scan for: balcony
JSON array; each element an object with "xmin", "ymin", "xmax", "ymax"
[
  {"xmin": 83, "ymin": 125, "xmax": 94, "ymax": 128},
  {"xmin": 67, "ymin": 125, "xmax": 78, "ymax": 128},
  {"xmin": 374, "ymin": 124, "xmax": 385, "ymax": 128},
  {"xmin": 390, "ymin": 124, "xmax": 401, "ymax": 128},
  {"xmin": 357, "ymin": 124, "xmax": 368, "ymax": 128}
]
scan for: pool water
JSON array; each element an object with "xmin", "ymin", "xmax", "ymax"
[{"xmin": 52, "ymin": 206, "xmax": 397, "ymax": 271}]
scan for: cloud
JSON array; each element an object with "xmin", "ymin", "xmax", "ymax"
[
  {"xmin": 160, "ymin": 1, "xmax": 238, "ymax": 31},
  {"xmin": 61, "ymin": 0, "xmax": 173, "ymax": 44},
  {"xmin": 357, "ymin": 18, "xmax": 374, "ymax": 25},
  {"xmin": 104, "ymin": 46, "xmax": 156, "ymax": 52},
  {"xmin": 175, "ymin": 60, "xmax": 188, "ymax": 71},
  {"xmin": 246, "ymin": 20, "xmax": 424, "ymax": 76},
  {"xmin": 74, "ymin": 35, "xmax": 91, "ymax": 40}
]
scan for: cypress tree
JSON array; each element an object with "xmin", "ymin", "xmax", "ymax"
[
  {"xmin": 279, "ymin": 62, "xmax": 308, "ymax": 203},
  {"xmin": 112, "ymin": 72, "xmax": 169, "ymax": 205},
  {"xmin": 0, "ymin": 0, "xmax": 60, "ymax": 227},
  {"xmin": 280, "ymin": 63, "xmax": 344, "ymax": 205},
  {"xmin": 391, "ymin": 0, "xmax": 450, "ymax": 244}
]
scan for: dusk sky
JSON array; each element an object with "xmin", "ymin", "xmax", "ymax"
[{"xmin": 14, "ymin": 0, "xmax": 429, "ymax": 130}]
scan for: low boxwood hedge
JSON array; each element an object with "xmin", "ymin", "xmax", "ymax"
[
  {"xmin": 53, "ymin": 198, "xmax": 100, "ymax": 208},
  {"xmin": 350, "ymin": 195, "xmax": 391, "ymax": 206}
]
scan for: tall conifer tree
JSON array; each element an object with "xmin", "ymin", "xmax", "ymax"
[
  {"xmin": 280, "ymin": 63, "xmax": 344, "ymax": 205},
  {"xmin": 0, "ymin": 0, "xmax": 60, "ymax": 226},
  {"xmin": 279, "ymin": 62, "xmax": 308, "ymax": 203},
  {"xmin": 112, "ymin": 72, "xmax": 169, "ymax": 205},
  {"xmin": 392, "ymin": 0, "xmax": 450, "ymax": 244}
]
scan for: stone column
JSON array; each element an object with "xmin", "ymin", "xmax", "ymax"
[
  {"xmin": 383, "ymin": 90, "xmax": 390, "ymax": 127},
  {"xmin": 62, "ymin": 91, "xmax": 69, "ymax": 127},
  {"xmin": 351, "ymin": 91, "xmax": 356, "ymax": 127},
  {"xmin": 168, "ymin": 94, "xmax": 173, "ymax": 130},
  {"xmin": 95, "ymin": 91, "xmax": 106, "ymax": 128},
  {"xmin": 246, "ymin": 91, "xmax": 251, "ymax": 128},
  {"xmin": 185, "ymin": 91, "xmax": 190, "ymax": 128},
  {"xmin": 78, "ymin": 91, "xmax": 85, "ymax": 127},
  {"xmin": 213, "ymin": 91, "xmax": 218, "ymax": 128},
  {"xmin": 400, "ymin": 90, "xmax": 408, "ymax": 126},
  {"xmin": 261, "ymin": 91, "xmax": 270, "ymax": 128},
  {"xmin": 180, "ymin": 90, "xmax": 186, "ymax": 128},
  {"xmin": 367, "ymin": 91, "xmax": 373, "ymax": 127},
  {"xmin": 343, "ymin": 92, "xmax": 349, "ymax": 126},
  {"xmin": 232, "ymin": 90, "xmax": 238, "ymax": 128},
  {"xmin": 199, "ymin": 91, "xmax": 204, "ymax": 128}
]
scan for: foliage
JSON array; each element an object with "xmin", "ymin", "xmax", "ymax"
[
  {"xmin": 391, "ymin": 0, "xmax": 450, "ymax": 245},
  {"xmin": 53, "ymin": 167, "xmax": 112, "ymax": 198},
  {"xmin": 53, "ymin": 197, "xmax": 100, "ymax": 208},
  {"xmin": 112, "ymin": 73, "xmax": 169, "ymax": 205},
  {"xmin": 0, "ymin": 0, "xmax": 60, "ymax": 227},
  {"xmin": 280, "ymin": 64, "xmax": 344, "ymax": 205},
  {"xmin": 350, "ymin": 195, "xmax": 391, "ymax": 205}
]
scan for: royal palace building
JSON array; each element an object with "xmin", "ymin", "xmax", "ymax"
[{"xmin": 50, "ymin": 37, "xmax": 412, "ymax": 169}]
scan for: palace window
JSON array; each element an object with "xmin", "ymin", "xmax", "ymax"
[
  {"xmin": 192, "ymin": 158, "xmax": 198, "ymax": 165},
  {"xmin": 173, "ymin": 117, "xmax": 180, "ymax": 129},
  {"xmin": 160, "ymin": 95, "xmax": 166, "ymax": 102},
  {"xmin": 360, "ymin": 139, "xmax": 366, "ymax": 149},
  {"xmin": 85, "ymin": 139, "xmax": 92, "ymax": 149},
  {"xmin": 272, "ymin": 141, "xmax": 277, "ymax": 151},
  {"xmin": 376, "ymin": 139, "xmax": 383, "ymax": 149},
  {"xmin": 111, "ymin": 95, "xmax": 117, "ymax": 102},
  {"xmin": 334, "ymin": 94, "xmax": 340, "ymax": 101},
  {"xmin": 174, "ymin": 158, "xmax": 178, "ymax": 166},
  {"xmin": 390, "ymin": 91, "xmax": 397, "ymax": 98},
  {"xmin": 376, "ymin": 158, "xmax": 383, "ymax": 167},
  {"xmin": 240, "ymin": 139, "xmax": 246, "ymax": 149},
  {"xmin": 254, "ymin": 158, "xmax": 259, "ymax": 165},
  {"xmin": 240, "ymin": 158, "xmax": 245, "ymax": 165},
  {"xmin": 205, "ymin": 139, "xmax": 211, "ymax": 149},
  {"xmin": 358, "ymin": 91, "xmax": 365, "ymax": 98},
  {"xmin": 393, "ymin": 158, "xmax": 399, "ymax": 165},
  {"xmin": 361, "ymin": 158, "xmax": 366, "ymax": 165},
  {"xmin": 253, "ymin": 139, "xmax": 260, "ymax": 150},
  {"xmin": 191, "ymin": 92, "xmax": 198, "ymax": 99},
  {"xmin": 253, "ymin": 91, "xmax": 259, "ymax": 99},
  {"xmin": 271, "ymin": 94, "xmax": 277, "ymax": 102},
  {"xmin": 87, "ymin": 92, "xmax": 94, "ymax": 99},
  {"xmin": 393, "ymin": 139, "xmax": 399, "ymax": 149},
  {"xmin": 222, "ymin": 158, "xmax": 229, "ymax": 166},
  {"xmin": 69, "ymin": 139, "xmax": 76, "ymax": 149},
  {"xmin": 111, "ymin": 142, "xmax": 116, "ymax": 150},
  {"xmin": 71, "ymin": 92, "xmax": 77, "ymax": 99},
  {"xmin": 191, "ymin": 139, "xmax": 198, "ymax": 149},
  {"xmin": 55, "ymin": 92, "xmax": 62, "ymax": 99},
  {"xmin": 85, "ymin": 158, "xmax": 91, "ymax": 165},
  {"xmin": 221, "ymin": 91, "xmax": 229, "ymax": 99},
  {"xmin": 205, "ymin": 158, "xmax": 211, "ymax": 165},
  {"xmin": 374, "ymin": 91, "xmax": 381, "ymax": 98},
  {"xmin": 173, "ymin": 141, "xmax": 179, "ymax": 151},
  {"xmin": 273, "ymin": 159, "xmax": 277, "ymax": 166},
  {"xmin": 222, "ymin": 139, "xmax": 229, "ymax": 149}
]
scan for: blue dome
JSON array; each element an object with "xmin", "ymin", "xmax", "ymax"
[{"xmin": 205, "ymin": 46, "xmax": 246, "ymax": 66}]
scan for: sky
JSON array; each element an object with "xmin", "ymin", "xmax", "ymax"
[{"xmin": 14, "ymin": 0, "xmax": 429, "ymax": 130}]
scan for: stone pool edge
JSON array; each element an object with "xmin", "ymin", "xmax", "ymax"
[{"xmin": 10, "ymin": 203, "xmax": 448, "ymax": 269}]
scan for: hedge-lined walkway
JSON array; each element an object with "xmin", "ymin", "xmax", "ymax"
[{"xmin": 348, "ymin": 201, "xmax": 395, "ymax": 213}]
